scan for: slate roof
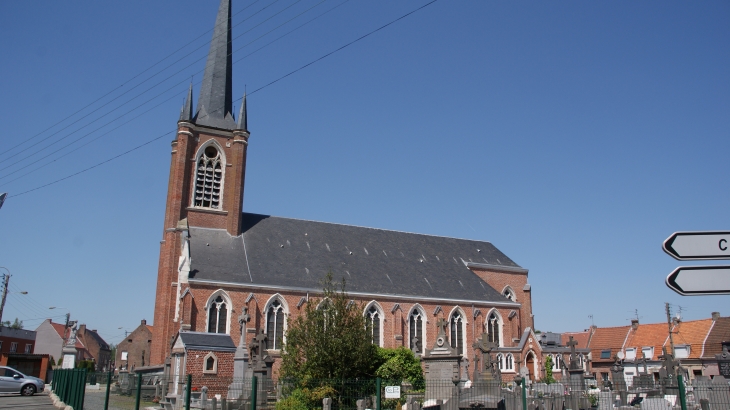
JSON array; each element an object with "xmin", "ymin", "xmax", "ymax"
[
  {"xmin": 188, "ymin": 213, "xmax": 522, "ymax": 304},
  {"xmin": 178, "ymin": 331, "xmax": 236, "ymax": 352}
]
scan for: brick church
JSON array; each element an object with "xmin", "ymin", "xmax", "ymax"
[{"xmin": 151, "ymin": 0, "xmax": 552, "ymax": 387}]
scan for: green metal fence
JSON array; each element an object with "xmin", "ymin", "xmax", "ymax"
[{"xmin": 52, "ymin": 368, "xmax": 87, "ymax": 410}]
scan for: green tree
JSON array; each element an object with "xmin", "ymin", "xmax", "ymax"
[
  {"xmin": 1, "ymin": 318, "xmax": 23, "ymax": 329},
  {"xmin": 280, "ymin": 272, "xmax": 379, "ymax": 381},
  {"xmin": 375, "ymin": 347, "xmax": 424, "ymax": 386},
  {"xmin": 542, "ymin": 356, "xmax": 556, "ymax": 384}
]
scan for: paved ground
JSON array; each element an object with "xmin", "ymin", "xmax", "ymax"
[
  {"xmin": 0, "ymin": 391, "xmax": 56, "ymax": 409},
  {"xmin": 84, "ymin": 390, "xmax": 158, "ymax": 410}
]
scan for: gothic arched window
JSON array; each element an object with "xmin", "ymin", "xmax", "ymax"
[
  {"xmin": 365, "ymin": 305, "xmax": 382, "ymax": 346},
  {"xmin": 266, "ymin": 300, "xmax": 285, "ymax": 350},
  {"xmin": 505, "ymin": 353, "xmax": 514, "ymax": 371},
  {"xmin": 409, "ymin": 308, "xmax": 424, "ymax": 354},
  {"xmin": 207, "ymin": 295, "xmax": 228, "ymax": 334},
  {"xmin": 503, "ymin": 287, "xmax": 516, "ymax": 302},
  {"xmin": 496, "ymin": 353, "xmax": 504, "ymax": 370},
  {"xmin": 450, "ymin": 312, "xmax": 464, "ymax": 355},
  {"xmin": 487, "ymin": 312, "xmax": 500, "ymax": 346},
  {"xmin": 193, "ymin": 145, "xmax": 223, "ymax": 209}
]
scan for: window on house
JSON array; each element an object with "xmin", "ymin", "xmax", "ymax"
[
  {"xmin": 553, "ymin": 354, "xmax": 562, "ymax": 370},
  {"xmin": 674, "ymin": 345, "xmax": 690, "ymax": 359},
  {"xmin": 203, "ymin": 352, "xmax": 218, "ymax": 374},
  {"xmin": 600, "ymin": 349, "xmax": 611, "ymax": 359},
  {"xmin": 642, "ymin": 347, "xmax": 654, "ymax": 360},
  {"xmin": 365, "ymin": 305, "xmax": 381, "ymax": 346},
  {"xmin": 450, "ymin": 312, "xmax": 464, "ymax": 355},
  {"xmin": 487, "ymin": 312, "xmax": 500, "ymax": 346},
  {"xmin": 208, "ymin": 295, "xmax": 228, "ymax": 334},
  {"xmin": 409, "ymin": 309, "xmax": 424, "ymax": 354},
  {"xmin": 121, "ymin": 351, "xmax": 128, "ymax": 361},
  {"xmin": 625, "ymin": 347, "xmax": 637, "ymax": 360},
  {"xmin": 496, "ymin": 353, "xmax": 504, "ymax": 370},
  {"xmin": 24, "ymin": 344, "xmax": 32, "ymax": 353},
  {"xmin": 10, "ymin": 342, "xmax": 17, "ymax": 353},
  {"xmin": 601, "ymin": 372, "xmax": 609, "ymax": 382},
  {"xmin": 0, "ymin": 341, "xmax": 3, "ymax": 351},
  {"xmin": 266, "ymin": 300, "xmax": 285, "ymax": 349},
  {"xmin": 193, "ymin": 145, "xmax": 223, "ymax": 209}
]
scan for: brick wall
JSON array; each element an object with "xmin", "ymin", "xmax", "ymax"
[{"xmin": 185, "ymin": 349, "xmax": 234, "ymax": 396}]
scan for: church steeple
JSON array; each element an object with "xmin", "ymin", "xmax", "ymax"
[
  {"xmin": 236, "ymin": 92, "xmax": 247, "ymax": 131},
  {"xmin": 195, "ymin": 0, "xmax": 236, "ymax": 130},
  {"xmin": 179, "ymin": 83, "xmax": 194, "ymax": 122}
]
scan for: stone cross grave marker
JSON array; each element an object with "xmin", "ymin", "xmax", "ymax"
[
  {"xmin": 238, "ymin": 307, "xmax": 250, "ymax": 347},
  {"xmin": 566, "ymin": 336, "xmax": 580, "ymax": 370}
]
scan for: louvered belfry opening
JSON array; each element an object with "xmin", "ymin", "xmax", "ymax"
[{"xmin": 194, "ymin": 145, "xmax": 223, "ymax": 209}]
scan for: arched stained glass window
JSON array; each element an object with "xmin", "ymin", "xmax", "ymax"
[
  {"xmin": 487, "ymin": 312, "xmax": 500, "ymax": 346},
  {"xmin": 450, "ymin": 312, "xmax": 464, "ymax": 355},
  {"xmin": 207, "ymin": 296, "xmax": 228, "ymax": 334},
  {"xmin": 193, "ymin": 145, "xmax": 223, "ymax": 209},
  {"xmin": 366, "ymin": 305, "xmax": 381, "ymax": 346},
  {"xmin": 267, "ymin": 300, "xmax": 285, "ymax": 349},
  {"xmin": 409, "ymin": 309, "xmax": 424, "ymax": 353}
]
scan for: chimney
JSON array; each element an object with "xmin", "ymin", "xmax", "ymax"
[
  {"xmin": 92, "ymin": 330, "xmax": 97, "ymax": 333},
  {"xmin": 631, "ymin": 319, "xmax": 639, "ymax": 329},
  {"xmin": 141, "ymin": 319, "xmax": 147, "ymax": 325},
  {"xmin": 712, "ymin": 312, "xmax": 721, "ymax": 321}
]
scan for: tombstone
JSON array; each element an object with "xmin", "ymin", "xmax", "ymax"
[
  {"xmin": 597, "ymin": 391, "xmax": 614, "ymax": 410},
  {"xmin": 716, "ymin": 342, "xmax": 730, "ymax": 378},
  {"xmin": 610, "ymin": 355, "xmax": 628, "ymax": 406},
  {"xmin": 657, "ymin": 347, "xmax": 682, "ymax": 396},
  {"xmin": 708, "ymin": 376, "xmax": 730, "ymax": 410},
  {"xmin": 228, "ymin": 307, "xmax": 252, "ymax": 400},
  {"xmin": 323, "ymin": 397, "xmax": 332, "ymax": 410},
  {"xmin": 422, "ymin": 318, "xmax": 461, "ymax": 410}
]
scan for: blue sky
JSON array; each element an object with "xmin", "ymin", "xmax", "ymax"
[{"xmin": 0, "ymin": 0, "xmax": 728, "ymax": 345}]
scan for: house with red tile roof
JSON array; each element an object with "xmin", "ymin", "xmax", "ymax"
[
  {"xmin": 566, "ymin": 312, "xmax": 730, "ymax": 386},
  {"xmin": 33, "ymin": 319, "xmax": 108, "ymax": 369}
]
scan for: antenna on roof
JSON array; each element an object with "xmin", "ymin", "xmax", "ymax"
[{"xmin": 588, "ymin": 314, "xmax": 594, "ymax": 327}]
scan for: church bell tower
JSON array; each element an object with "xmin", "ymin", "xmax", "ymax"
[{"xmin": 151, "ymin": 0, "xmax": 249, "ymax": 365}]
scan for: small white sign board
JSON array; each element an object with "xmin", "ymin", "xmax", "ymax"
[
  {"xmin": 385, "ymin": 386, "xmax": 400, "ymax": 399},
  {"xmin": 62, "ymin": 354, "xmax": 75, "ymax": 369}
]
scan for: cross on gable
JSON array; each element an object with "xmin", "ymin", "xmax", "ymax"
[{"xmin": 436, "ymin": 317, "xmax": 448, "ymax": 335}]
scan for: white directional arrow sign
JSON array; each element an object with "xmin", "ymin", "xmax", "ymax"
[
  {"xmin": 663, "ymin": 231, "xmax": 730, "ymax": 260},
  {"xmin": 665, "ymin": 266, "xmax": 730, "ymax": 296}
]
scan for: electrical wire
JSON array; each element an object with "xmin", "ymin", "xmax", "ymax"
[
  {"xmin": 6, "ymin": 0, "xmax": 438, "ymax": 199},
  {"xmin": 0, "ymin": 0, "xmax": 267, "ymax": 158},
  {"xmin": 0, "ymin": 0, "xmax": 307, "ymax": 176},
  {"xmin": 0, "ymin": 0, "xmax": 344, "ymax": 188}
]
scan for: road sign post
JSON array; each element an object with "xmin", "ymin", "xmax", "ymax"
[
  {"xmin": 664, "ymin": 231, "xmax": 730, "ymax": 296},
  {"xmin": 664, "ymin": 231, "xmax": 730, "ymax": 260}
]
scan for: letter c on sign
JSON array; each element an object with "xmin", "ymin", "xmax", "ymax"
[{"xmin": 720, "ymin": 239, "xmax": 727, "ymax": 251}]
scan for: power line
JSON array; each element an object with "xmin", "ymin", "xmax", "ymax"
[
  {"xmin": 0, "ymin": 0, "xmax": 268, "ymax": 158},
  {"xmin": 0, "ymin": 0, "xmax": 347, "ymax": 189},
  {"xmin": 6, "ymin": 0, "xmax": 438, "ymax": 199},
  {"xmin": 0, "ymin": 0, "xmax": 310, "ymax": 177}
]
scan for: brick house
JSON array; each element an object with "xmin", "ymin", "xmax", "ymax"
[
  {"xmin": 565, "ymin": 312, "xmax": 730, "ymax": 386},
  {"xmin": 0, "ymin": 326, "xmax": 35, "ymax": 355},
  {"xmin": 76, "ymin": 324, "xmax": 112, "ymax": 371},
  {"xmin": 116, "ymin": 319, "xmax": 154, "ymax": 371},
  {"xmin": 150, "ymin": 0, "xmax": 544, "ymax": 387},
  {"xmin": 34, "ymin": 319, "xmax": 109, "ymax": 369}
]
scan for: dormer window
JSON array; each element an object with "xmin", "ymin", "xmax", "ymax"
[{"xmin": 193, "ymin": 145, "xmax": 223, "ymax": 209}]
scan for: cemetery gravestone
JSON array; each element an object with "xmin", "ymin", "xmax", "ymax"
[
  {"xmin": 423, "ymin": 318, "xmax": 461, "ymax": 410},
  {"xmin": 716, "ymin": 343, "xmax": 730, "ymax": 378}
]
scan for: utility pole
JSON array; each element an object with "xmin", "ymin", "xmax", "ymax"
[
  {"xmin": 665, "ymin": 302, "xmax": 675, "ymax": 355},
  {"xmin": 0, "ymin": 272, "xmax": 9, "ymax": 325}
]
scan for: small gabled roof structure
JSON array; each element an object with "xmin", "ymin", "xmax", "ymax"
[{"xmin": 173, "ymin": 331, "xmax": 236, "ymax": 352}]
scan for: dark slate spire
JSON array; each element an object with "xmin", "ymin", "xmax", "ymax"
[
  {"xmin": 195, "ymin": 0, "xmax": 236, "ymax": 130},
  {"xmin": 179, "ymin": 83, "xmax": 194, "ymax": 122},
  {"xmin": 236, "ymin": 92, "xmax": 247, "ymax": 131}
]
